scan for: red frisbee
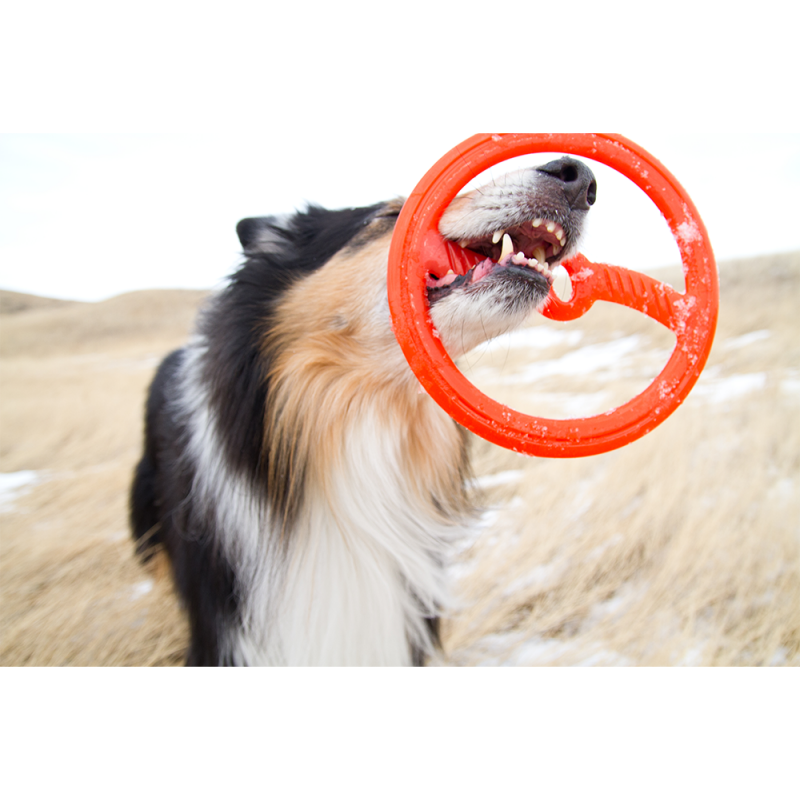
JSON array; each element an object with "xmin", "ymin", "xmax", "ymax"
[{"xmin": 387, "ymin": 133, "xmax": 719, "ymax": 458}]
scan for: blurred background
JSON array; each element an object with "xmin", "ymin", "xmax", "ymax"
[{"xmin": 3, "ymin": 129, "xmax": 798, "ymax": 670}]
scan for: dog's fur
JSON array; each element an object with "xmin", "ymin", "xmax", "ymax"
[{"xmin": 130, "ymin": 156, "xmax": 597, "ymax": 665}]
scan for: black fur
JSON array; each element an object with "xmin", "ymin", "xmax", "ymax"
[{"xmin": 130, "ymin": 203, "xmax": 388, "ymax": 665}]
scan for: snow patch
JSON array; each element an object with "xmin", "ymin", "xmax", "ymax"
[
  {"xmin": 0, "ymin": 471, "xmax": 42, "ymax": 512},
  {"xmin": 676, "ymin": 214, "xmax": 702, "ymax": 244},
  {"xmin": 541, "ymin": 391, "xmax": 613, "ymax": 418},
  {"xmin": 130, "ymin": 580, "xmax": 154, "ymax": 600},
  {"xmin": 489, "ymin": 335, "xmax": 641, "ymax": 385},
  {"xmin": 781, "ymin": 377, "xmax": 800, "ymax": 397},
  {"xmin": 693, "ymin": 372, "xmax": 767, "ymax": 403},
  {"xmin": 723, "ymin": 329, "xmax": 771, "ymax": 350},
  {"xmin": 478, "ymin": 326, "xmax": 584, "ymax": 353},
  {"xmin": 469, "ymin": 470, "xmax": 525, "ymax": 491}
]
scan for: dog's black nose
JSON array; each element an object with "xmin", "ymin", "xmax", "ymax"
[{"xmin": 536, "ymin": 157, "xmax": 597, "ymax": 211}]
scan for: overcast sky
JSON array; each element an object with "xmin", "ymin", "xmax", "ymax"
[
  {"xmin": 0, "ymin": 0, "xmax": 798, "ymax": 50},
  {"xmin": 2, "ymin": 131, "xmax": 798, "ymax": 302}
]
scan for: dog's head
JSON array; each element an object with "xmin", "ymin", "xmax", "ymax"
[
  {"xmin": 226, "ymin": 157, "xmax": 597, "ymax": 516},
  {"xmin": 429, "ymin": 156, "xmax": 596, "ymax": 356},
  {"xmin": 234, "ymin": 157, "xmax": 596, "ymax": 371}
]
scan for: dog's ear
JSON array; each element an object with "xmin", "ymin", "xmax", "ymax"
[{"xmin": 236, "ymin": 216, "xmax": 283, "ymax": 251}]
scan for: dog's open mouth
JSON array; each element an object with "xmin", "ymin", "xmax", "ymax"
[{"xmin": 427, "ymin": 218, "xmax": 568, "ymax": 302}]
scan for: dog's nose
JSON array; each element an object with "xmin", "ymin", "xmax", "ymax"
[{"xmin": 535, "ymin": 157, "xmax": 597, "ymax": 211}]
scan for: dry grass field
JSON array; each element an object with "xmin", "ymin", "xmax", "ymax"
[{"xmin": 1, "ymin": 252, "xmax": 798, "ymax": 666}]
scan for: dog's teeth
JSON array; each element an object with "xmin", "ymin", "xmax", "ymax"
[
  {"xmin": 492, "ymin": 230, "xmax": 504, "ymax": 244},
  {"xmin": 555, "ymin": 229, "xmax": 564, "ymax": 241},
  {"xmin": 500, "ymin": 233, "xmax": 514, "ymax": 261},
  {"xmin": 533, "ymin": 246, "xmax": 547, "ymax": 264},
  {"xmin": 546, "ymin": 222, "xmax": 555, "ymax": 233},
  {"xmin": 532, "ymin": 219, "xmax": 542, "ymax": 228},
  {"xmin": 511, "ymin": 251, "xmax": 528, "ymax": 265},
  {"xmin": 528, "ymin": 258, "xmax": 552, "ymax": 278},
  {"xmin": 551, "ymin": 244, "xmax": 561, "ymax": 256},
  {"xmin": 459, "ymin": 240, "xmax": 471, "ymax": 248}
]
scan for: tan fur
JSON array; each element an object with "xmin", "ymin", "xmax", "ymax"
[{"xmin": 262, "ymin": 224, "xmax": 469, "ymax": 534}]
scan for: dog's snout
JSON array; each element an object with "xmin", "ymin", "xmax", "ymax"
[{"xmin": 535, "ymin": 157, "xmax": 597, "ymax": 211}]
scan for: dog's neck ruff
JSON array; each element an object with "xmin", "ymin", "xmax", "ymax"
[{"xmin": 180, "ymin": 336, "xmax": 466, "ymax": 666}]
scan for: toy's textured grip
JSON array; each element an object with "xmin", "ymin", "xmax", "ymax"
[{"xmin": 543, "ymin": 256, "xmax": 682, "ymax": 330}]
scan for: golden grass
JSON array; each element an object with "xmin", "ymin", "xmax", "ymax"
[
  {"xmin": 0, "ymin": 290, "xmax": 204, "ymax": 665},
  {"xmin": 1, "ymin": 254, "xmax": 798, "ymax": 666},
  {"xmin": 443, "ymin": 385, "xmax": 800, "ymax": 666},
  {"xmin": 443, "ymin": 252, "xmax": 800, "ymax": 666}
]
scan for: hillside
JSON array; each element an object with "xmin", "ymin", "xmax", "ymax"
[
  {"xmin": 0, "ymin": 288, "xmax": 210, "ymax": 358},
  {"xmin": 0, "ymin": 289, "xmax": 83, "ymax": 315}
]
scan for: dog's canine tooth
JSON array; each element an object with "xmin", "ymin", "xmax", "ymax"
[
  {"xmin": 533, "ymin": 246, "xmax": 547, "ymax": 264},
  {"xmin": 500, "ymin": 233, "xmax": 514, "ymax": 261},
  {"xmin": 492, "ymin": 230, "xmax": 504, "ymax": 244}
]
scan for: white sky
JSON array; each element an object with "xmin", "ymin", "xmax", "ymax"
[
  {"xmin": 0, "ymin": 749, "xmax": 798, "ymax": 800},
  {"xmin": 2, "ymin": 131, "xmax": 798, "ymax": 302},
  {"xmin": 0, "ymin": 0, "xmax": 798, "ymax": 50}
]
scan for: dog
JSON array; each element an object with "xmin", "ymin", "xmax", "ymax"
[{"xmin": 130, "ymin": 155, "xmax": 597, "ymax": 665}]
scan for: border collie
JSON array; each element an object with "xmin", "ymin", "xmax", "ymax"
[{"xmin": 130, "ymin": 156, "xmax": 597, "ymax": 665}]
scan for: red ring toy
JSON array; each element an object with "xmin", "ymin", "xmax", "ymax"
[{"xmin": 388, "ymin": 133, "xmax": 719, "ymax": 458}]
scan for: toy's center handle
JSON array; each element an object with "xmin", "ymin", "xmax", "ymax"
[{"xmin": 542, "ymin": 255, "xmax": 683, "ymax": 332}]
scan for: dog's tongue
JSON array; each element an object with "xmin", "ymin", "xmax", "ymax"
[{"xmin": 420, "ymin": 231, "xmax": 485, "ymax": 279}]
